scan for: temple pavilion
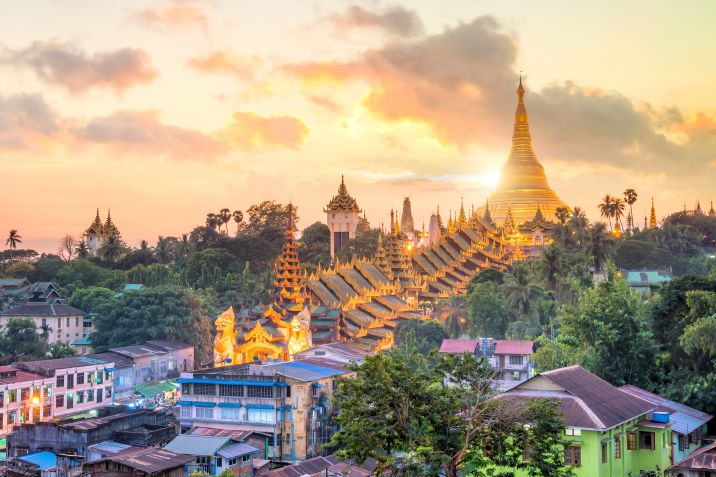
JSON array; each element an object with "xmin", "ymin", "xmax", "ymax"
[{"xmin": 84, "ymin": 209, "xmax": 121, "ymax": 255}]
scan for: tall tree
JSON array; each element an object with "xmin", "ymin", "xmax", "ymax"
[
  {"xmin": 98, "ymin": 235, "xmax": 126, "ymax": 264},
  {"xmin": 624, "ymin": 188, "xmax": 638, "ymax": 230},
  {"xmin": 598, "ymin": 195, "xmax": 614, "ymax": 230},
  {"xmin": 5, "ymin": 229, "xmax": 22, "ymax": 262},
  {"xmin": 468, "ymin": 281, "xmax": 513, "ymax": 339},
  {"xmin": 232, "ymin": 210, "xmax": 244, "ymax": 236},
  {"xmin": 554, "ymin": 207, "xmax": 570, "ymax": 225},
  {"xmin": 58, "ymin": 235, "xmax": 76, "ymax": 261},
  {"xmin": 440, "ymin": 294, "xmax": 469, "ymax": 338},
  {"xmin": 0, "ymin": 318, "xmax": 46, "ymax": 360},
  {"xmin": 218, "ymin": 208, "xmax": 232, "ymax": 234},
  {"xmin": 588, "ymin": 223, "xmax": 612, "ymax": 274},
  {"xmin": 611, "ymin": 197, "xmax": 626, "ymax": 230},
  {"xmin": 541, "ymin": 244, "xmax": 562, "ymax": 291},
  {"xmin": 74, "ymin": 240, "xmax": 89, "ymax": 259}
]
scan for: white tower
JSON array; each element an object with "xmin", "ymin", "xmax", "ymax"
[{"xmin": 324, "ymin": 176, "xmax": 361, "ymax": 258}]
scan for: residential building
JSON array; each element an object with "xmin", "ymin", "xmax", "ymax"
[
  {"xmin": 5, "ymin": 450, "xmax": 82, "ymax": 477},
  {"xmin": 81, "ymin": 447, "xmax": 194, "ymax": 477},
  {"xmin": 293, "ymin": 342, "xmax": 370, "ymax": 365},
  {"xmin": 89, "ymin": 352, "xmax": 135, "ymax": 401},
  {"xmin": 0, "ymin": 366, "xmax": 54, "ymax": 437},
  {"xmin": 184, "ymin": 426, "xmax": 273, "ymax": 462},
  {"xmin": 621, "ymin": 385, "xmax": 712, "ymax": 464},
  {"xmin": 622, "ymin": 269, "xmax": 672, "ymax": 295},
  {"xmin": 0, "ymin": 278, "xmax": 31, "ymax": 312},
  {"xmin": 267, "ymin": 454, "xmax": 377, "ymax": 477},
  {"xmin": 177, "ymin": 358, "xmax": 353, "ymax": 463},
  {"xmin": 0, "ymin": 283, "xmax": 87, "ymax": 345},
  {"xmin": 104, "ymin": 340, "xmax": 194, "ymax": 384},
  {"xmin": 7, "ymin": 408, "xmax": 176, "ymax": 459},
  {"xmin": 439, "ymin": 338, "xmax": 534, "ymax": 390},
  {"xmin": 164, "ymin": 434, "xmax": 260, "ymax": 477},
  {"xmin": 667, "ymin": 442, "xmax": 716, "ymax": 476},
  {"xmin": 496, "ymin": 365, "xmax": 673, "ymax": 477},
  {"xmin": 14, "ymin": 356, "xmax": 116, "ymax": 418}
]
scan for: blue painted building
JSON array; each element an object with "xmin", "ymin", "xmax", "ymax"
[{"xmin": 177, "ymin": 358, "xmax": 353, "ymax": 463}]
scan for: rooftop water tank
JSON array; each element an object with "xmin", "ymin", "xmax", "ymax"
[{"xmin": 651, "ymin": 411, "xmax": 670, "ymax": 423}]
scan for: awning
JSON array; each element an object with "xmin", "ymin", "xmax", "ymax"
[
  {"xmin": 177, "ymin": 378, "xmax": 286, "ymax": 387},
  {"xmin": 134, "ymin": 380, "xmax": 179, "ymax": 398},
  {"xmin": 246, "ymin": 404, "xmax": 274, "ymax": 410},
  {"xmin": 177, "ymin": 400, "xmax": 193, "ymax": 406},
  {"xmin": 193, "ymin": 401, "xmax": 217, "ymax": 408},
  {"xmin": 217, "ymin": 403, "xmax": 242, "ymax": 408}
]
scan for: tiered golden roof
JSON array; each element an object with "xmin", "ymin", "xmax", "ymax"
[
  {"xmin": 489, "ymin": 77, "xmax": 568, "ymax": 226},
  {"xmin": 86, "ymin": 208, "xmax": 104, "ymax": 235},
  {"xmin": 274, "ymin": 204, "xmax": 307, "ymax": 308},
  {"xmin": 325, "ymin": 175, "xmax": 360, "ymax": 212},
  {"xmin": 649, "ymin": 198, "xmax": 658, "ymax": 228}
]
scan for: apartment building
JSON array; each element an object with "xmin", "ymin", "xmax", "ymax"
[
  {"xmin": 177, "ymin": 357, "xmax": 353, "ymax": 463},
  {"xmin": 0, "ymin": 366, "xmax": 54, "ymax": 437}
]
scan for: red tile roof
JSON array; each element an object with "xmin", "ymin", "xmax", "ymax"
[
  {"xmin": 439, "ymin": 339, "xmax": 478, "ymax": 354},
  {"xmin": 0, "ymin": 365, "xmax": 45, "ymax": 385},
  {"xmin": 494, "ymin": 340, "xmax": 534, "ymax": 355}
]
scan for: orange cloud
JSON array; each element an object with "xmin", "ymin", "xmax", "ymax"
[
  {"xmin": 187, "ymin": 50, "xmax": 261, "ymax": 80},
  {"xmin": 325, "ymin": 5, "xmax": 424, "ymax": 37},
  {"xmin": 80, "ymin": 110, "xmax": 228, "ymax": 160},
  {"xmin": 217, "ymin": 112, "xmax": 309, "ymax": 150},
  {"xmin": 5, "ymin": 41, "xmax": 157, "ymax": 93},
  {"xmin": 282, "ymin": 61, "xmax": 362, "ymax": 86},
  {"xmin": 135, "ymin": 4, "xmax": 208, "ymax": 31}
]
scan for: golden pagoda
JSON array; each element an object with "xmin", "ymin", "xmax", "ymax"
[
  {"xmin": 489, "ymin": 77, "xmax": 568, "ymax": 225},
  {"xmin": 649, "ymin": 198, "xmax": 658, "ymax": 228}
]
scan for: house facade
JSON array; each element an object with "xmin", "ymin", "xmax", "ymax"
[
  {"xmin": 163, "ymin": 434, "xmax": 259, "ymax": 477},
  {"xmin": 439, "ymin": 338, "xmax": 534, "ymax": 390},
  {"xmin": 177, "ymin": 358, "xmax": 352, "ymax": 463},
  {"xmin": 0, "ymin": 366, "xmax": 54, "ymax": 438},
  {"xmin": 14, "ymin": 356, "xmax": 115, "ymax": 418},
  {"xmin": 497, "ymin": 366, "xmax": 679, "ymax": 477},
  {"xmin": 0, "ymin": 283, "xmax": 88, "ymax": 345}
]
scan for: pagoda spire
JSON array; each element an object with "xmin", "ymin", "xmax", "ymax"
[
  {"xmin": 710, "ymin": 201, "xmax": 715, "ymax": 217},
  {"xmin": 503, "ymin": 206, "xmax": 515, "ymax": 232},
  {"xmin": 649, "ymin": 198, "xmax": 657, "ymax": 228},
  {"xmin": 458, "ymin": 197, "xmax": 467, "ymax": 227},
  {"xmin": 436, "ymin": 205, "xmax": 444, "ymax": 233},
  {"xmin": 374, "ymin": 232, "xmax": 391, "ymax": 278},
  {"xmin": 273, "ymin": 202, "xmax": 307, "ymax": 308},
  {"xmin": 483, "ymin": 199, "xmax": 494, "ymax": 225}
]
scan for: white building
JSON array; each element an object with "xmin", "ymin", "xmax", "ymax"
[{"xmin": 324, "ymin": 176, "xmax": 362, "ymax": 258}]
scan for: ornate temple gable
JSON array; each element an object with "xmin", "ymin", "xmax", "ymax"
[
  {"xmin": 85, "ymin": 208, "xmax": 104, "ymax": 235},
  {"xmin": 325, "ymin": 175, "xmax": 361, "ymax": 212},
  {"xmin": 488, "ymin": 77, "xmax": 568, "ymax": 226},
  {"xmin": 103, "ymin": 210, "xmax": 120, "ymax": 237}
]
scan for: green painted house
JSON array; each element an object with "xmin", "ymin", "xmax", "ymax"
[{"xmin": 497, "ymin": 366, "xmax": 674, "ymax": 477}]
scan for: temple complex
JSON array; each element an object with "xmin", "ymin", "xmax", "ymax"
[
  {"xmin": 84, "ymin": 209, "xmax": 121, "ymax": 255},
  {"xmin": 488, "ymin": 77, "xmax": 568, "ymax": 227}
]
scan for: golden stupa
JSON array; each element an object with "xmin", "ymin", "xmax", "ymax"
[{"xmin": 489, "ymin": 77, "xmax": 567, "ymax": 226}]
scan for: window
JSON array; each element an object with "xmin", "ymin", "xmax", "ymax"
[
  {"xmin": 87, "ymin": 389, "xmax": 94, "ymax": 402},
  {"xmin": 564, "ymin": 446, "xmax": 581, "ymax": 466},
  {"xmin": 66, "ymin": 393, "xmax": 74, "ymax": 409},
  {"xmin": 512, "ymin": 371, "xmax": 521, "ymax": 380},
  {"xmin": 0, "ymin": 413, "xmax": 4, "ymax": 429},
  {"xmin": 66, "ymin": 317, "xmax": 70, "ymax": 327},
  {"xmin": 56, "ymin": 394, "xmax": 64, "ymax": 408},
  {"xmin": 221, "ymin": 407, "xmax": 240, "ymax": 420},
  {"xmin": 247, "ymin": 408, "xmax": 273, "ymax": 423},
  {"xmin": 627, "ymin": 432, "xmax": 637, "ymax": 450},
  {"xmin": 195, "ymin": 407, "xmax": 214, "ymax": 419},
  {"xmin": 639, "ymin": 431, "xmax": 655, "ymax": 450},
  {"xmin": 105, "ymin": 387, "xmax": 112, "ymax": 400},
  {"xmin": 8, "ymin": 389, "xmax": 17, "ymax": 403},
  {"xmin": 76, "ymin": 317, "xmax": 79, "ymax": 327},
  {"xmin": 197, "ymin": 456, "xmax": 210, "ymax": 465},
  {"xmin": 44, "ymin": 385, "xmax": 52, "ymax": 398},
  {"xmin": 615, "ymin": 437, "xmax": 622, "ymax": 458},
  {"xmin": 228, "ymin": 458, "xmax": 237, "ymax": 466},
  {"xmin": 21, "ymin": 388, "xmax": 29, "ymax": 401},
  {"xmin": 601, "ymin": 443, "xmax": 607, "ymax": 464},
  {"xmin": 56, "ymin": 375, "xmax": 65, "ymax": 388},
  {"xmin": 43, "ymin": 405, "xmax": 51, "ymax": 419},
  {"xmin": 0, "ymin": 391, "xmax": 3, "ymax": 407},
  {"xmin": 77, "ymin": 373, "xmax": 85, "ymax": 385},
  {"xmin": 180, "ymin": 406, "xmax": 191, "ymax": 418},
  {"xmin": 105, "ymin": 371, "xmax": 112, "ymax": 381},
  {"xmin": 216, "ymin": 457, "xmax": 222, "ymax": 468},
  {"xmin": 509, "ymin": 355, "xmax": 523, "ymax": 365},
  {"xmin": 194, "ymin": 383, "xmax": 216, "ymax": 396},
  {"xmin": 565, "ymin": 428, "xmax": 582, "ymax": 436},
  {"xmin": 247, "ymin": 386, "xmax": 272, "ymax": 398},
  {"xmin": 96, "ymin": 389, "xmax": 102, "ymax": 401},
  {"xmin": 77, "ymin": 392, "xmax": 84, "ymax": 404},
  {"xmin": 67, "ymin": 374, "xmax": 74, "ymax": 389},
  {"xmin": 242, "ymin": 455, "xmax": 250, "ymax": 463},
  {"xmin": 181, "ymin": 383, "xmax": 191, "ymax": 394},
  {"xmin": 219, "ymin": 384, "xmax": 243, "ymax": 397},
  {"xmin": 88, "ymin": 371, "xmax": 94, "ymax": 383},
  {"xmin": 678, "ymin": 435, "xmax": 687, "ymax": 451}
]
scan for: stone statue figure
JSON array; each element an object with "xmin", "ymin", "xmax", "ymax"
[{"xmin": 213, "ymin": 306, "xmax": 238, "ymax": 366}]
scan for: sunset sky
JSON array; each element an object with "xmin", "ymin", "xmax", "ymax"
[{"xmin": 2, "ymin": 0, "xmax": 715, "ymax": 252}]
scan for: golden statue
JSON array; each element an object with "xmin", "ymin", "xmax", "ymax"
[
  {"xmin": 213, "ymin": 307, "xmax": 239, "ymax": 366},
  {"xmin": 287, "ymin": 307, "xmax": 312, "ymax": 358}
]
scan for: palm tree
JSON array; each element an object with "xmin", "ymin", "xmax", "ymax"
[
  {"xmin": 624, "ymin": 189, "xmax": 638, "ymax": 230},
  {"xmin": 99, "ymin": 235, "xmax": 122, "ymax": 263},
  {"xmin": 5, "ymin": 229, "xmax": 22, "ymax": 261},
  {"xmin": 588, "ymin": 223, "xmax": 613, "ymax": 274},
  {"xmin": 441, "ymin": 295, "xmax": 468, "ymax": 338},
  {"xmin": 206, "ymin": 213, "xmax": 220, "ymax": 231},
  {"xmin": 176, "ymin": 233, "xmax": 194, "ymax": 260},
  {"xmin": 139, "ymin": 240, "xmax": 150, "ymax": 251},
  {"xmin": 567, "ymin": 207, "xmax": 589, "ymax": 246},
  {"xmin": 554, "ymin": 207, "xmax": 570, "ymax": 225},
  {"xmin": 75, "ymin": 240, "xmax": 89, "ymax": 259},
  {"xmin": 541, "ymin": 245, "xmax": 562, "ymax": 291},
  {"xmin": 598, "ymin": 195, "xmax": 614, "ymax": 230},
  {"xmin": 503, "ymin": 265, "xmax": 544, "ymax": 318},
  {"xmin": 611, "ymin": 198, "xmax": 626, "ymax": 231},
  {"xmin": 232, "ymin": 210, "xmax": 244, "ymax": 235},
  {"xmin": 218, "ymin": 208, "xmax": 232, "ymax": 234},
  {"xmin": 39, "ymin": 323, "xmax": 52, "ymax": 341},
  {"xmin": 155, "ymin": 236, "xmax": 172, "ymax": 263}
]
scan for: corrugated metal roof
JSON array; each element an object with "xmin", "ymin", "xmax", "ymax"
[
  {"xmin": 670, "ymin": 442, "xmax": 716, "ymax": 471},
  {"xmin": 494, "ymin": 340, "xmax": 534, "ymax": 355},
  {"xmin": 620, "ymin": 385, "xmax": 712, "ymax": 435},
  {"xmin": 17, "ymin": 451, "xmax": 57, "ymax": 470},
  {"xmin": 265, "ymin": 360, "xmax": 349, "ymax": 382},
  {"xmin": 97, "ymin": 447, "xmax": 195, "ymax": 472},
  {"xmin": 164, "ymin": 435, "xmax": 230, "ymax": 456},
  {"xmin": 439, "ymin": 339, "xmax": 478, "ymax": 354},
  {"xmin": 88, "ymin": 441, "xmax": 132, "ymax": 454},
  {"xmin": 217, "ymin": 443, "xmax": 260, "ymax": 459}
]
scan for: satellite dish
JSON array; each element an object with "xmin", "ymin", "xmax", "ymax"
[
  {"xmin": 225, "ymin": 358, "xmax": 232, "ymax": 364},
  {"xmin": 253, "ymin": 356, "xmax": 259, "ymax": 361}
]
